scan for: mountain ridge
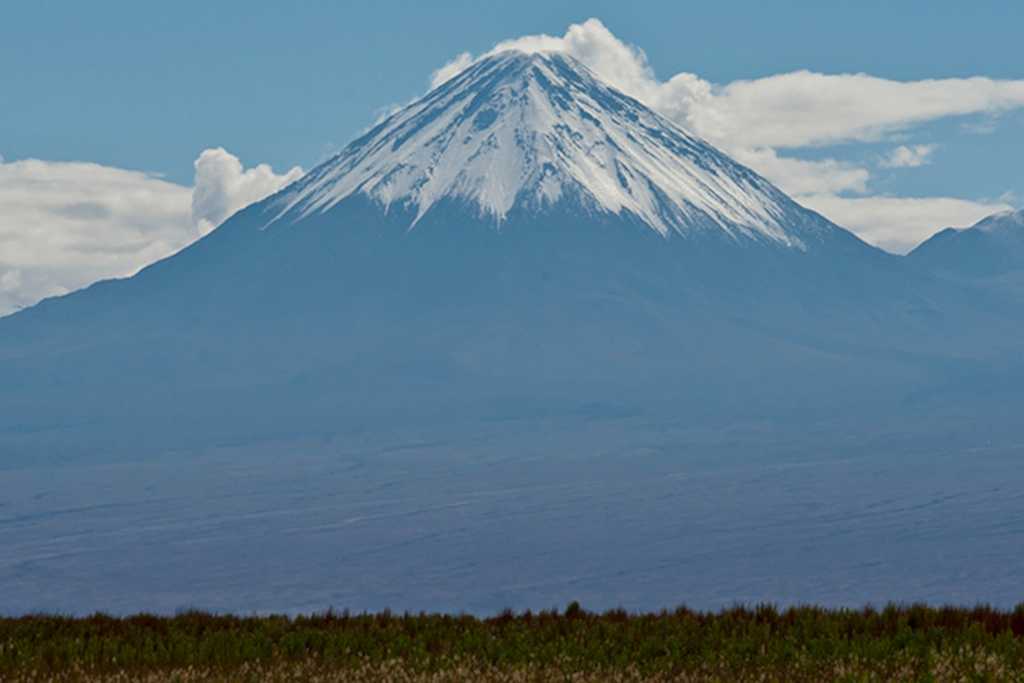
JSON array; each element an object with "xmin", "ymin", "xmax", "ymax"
[{"xmin": 910, "ymin": 208, "xmax": 1024, "ymax": 276}]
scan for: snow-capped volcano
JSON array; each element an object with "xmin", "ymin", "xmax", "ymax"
[
  {"xmin": 4, "ymin": 41, "xmax": 1024, "ymax": 479},
  {"xmin": 272, "ymin": 50, "xmax": 836, "ymax": 249}
]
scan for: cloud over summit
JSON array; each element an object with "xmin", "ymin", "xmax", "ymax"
[{"xmin": 433, "ymin": 18, "xmax": 1022, "ymax": 251}]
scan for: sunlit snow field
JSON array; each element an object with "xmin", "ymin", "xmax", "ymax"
[{"xmin": 2, "ymin": 417, "xmax": 1021, "ymax": 616}]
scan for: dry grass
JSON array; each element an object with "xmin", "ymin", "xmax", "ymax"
[
  {"xmin": 4, "ymin": 603, "xmax": 1024, "ymax": 681},
  {"xmin": 5, "ymin": 653, "xmax": 1024, "ymax": 683}
]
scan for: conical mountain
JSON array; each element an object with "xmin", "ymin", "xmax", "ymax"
[{"xmin": 1, "ymin": 50, "xmax": 1018, "ymax": 463}]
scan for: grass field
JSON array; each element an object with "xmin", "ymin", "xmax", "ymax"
[{"xmin": 3, "ymin": 603, "xmax": 1024, "ymax": 681}]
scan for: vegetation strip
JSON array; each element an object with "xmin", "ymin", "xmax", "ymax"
[{"xmin": 3, "ymin": 603, "xmax": 1024, "ymax": 681}]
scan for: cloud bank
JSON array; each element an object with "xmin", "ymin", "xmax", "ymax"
[
  {"xmin": 433, "ymin": 18, "xmax": 1021, "ymax": 251},
  {"xmin": 798, "ymin": 195, "xmax": 1010, "ymax": 254},
  {"xmin": 0, "ymin": 150, "xmax": 301, "ymax": 316}
]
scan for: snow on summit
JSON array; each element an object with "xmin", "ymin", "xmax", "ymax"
[{"xmin": 274, "ymin": 51, "xmax": 834, "ymax": 247}]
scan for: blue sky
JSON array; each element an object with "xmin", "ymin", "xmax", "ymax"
[
  {"xmin": 5, "ymin": 0, "xmax": 1023, "ymax": 184},
  {"xmin": 2, "ymin": 0, "xmax": 1023, "ymax": 313}
]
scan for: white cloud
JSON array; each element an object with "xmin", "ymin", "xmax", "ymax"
[
  {"xmin": 881, "ymin": 144, "xmax": 937, "ymax": 169},
  {"xmin": 675, "ymin": 73, "xmax": 1024, "ymax": 150},
  {"xmin": 799, "ymin": 194, "xmax": 1013, "ymax": 254},
  {"xmin": 192, "ymin": 148, "xmax": 303, "ymax": 236},
  {"xmin": 962, "ymin": 118, "xmax": 1000, "ymax": 135},
  {"xmin": 0, "ymin": 269, "xmax": 23, "ymax": 293},
  {"xmin": 0, "ymin": 150, "xmax": 302, "ymax": 317},
  {"xmin": 430, "ymin": 51, "xmax": 474, "ymax": 89},
  {"xmin": 432, "ymin": 18, "xmax": 1024, "ymax": 253},
  {"xmin": 730, "ymin": 147, "xmax": 870, "ymax": 196},
  {"xmin": 0, "ymin": 159, "xmax": 192, "ymax": 315}
]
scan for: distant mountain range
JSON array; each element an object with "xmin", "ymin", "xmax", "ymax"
[
  {"xmin": 1, "ymin": 51, "xmax": 1022, "ymax": 463},
  {"xmin": 910, "ymin": 209, "xmax": 1024, "ymax": 277}
]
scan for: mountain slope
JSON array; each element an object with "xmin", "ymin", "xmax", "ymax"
[{"xmin": 910, "ymin": 209, "xmax": 1024, "ymax": 277}]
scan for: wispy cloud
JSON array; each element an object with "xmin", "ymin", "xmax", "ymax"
[
  {"xmin": 430, "ymin": 52, "xmax": 474, "ymax": 89},
  {"xmin": 880, "ymin": 144, "xmax": 937, "ymax": 169}
]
